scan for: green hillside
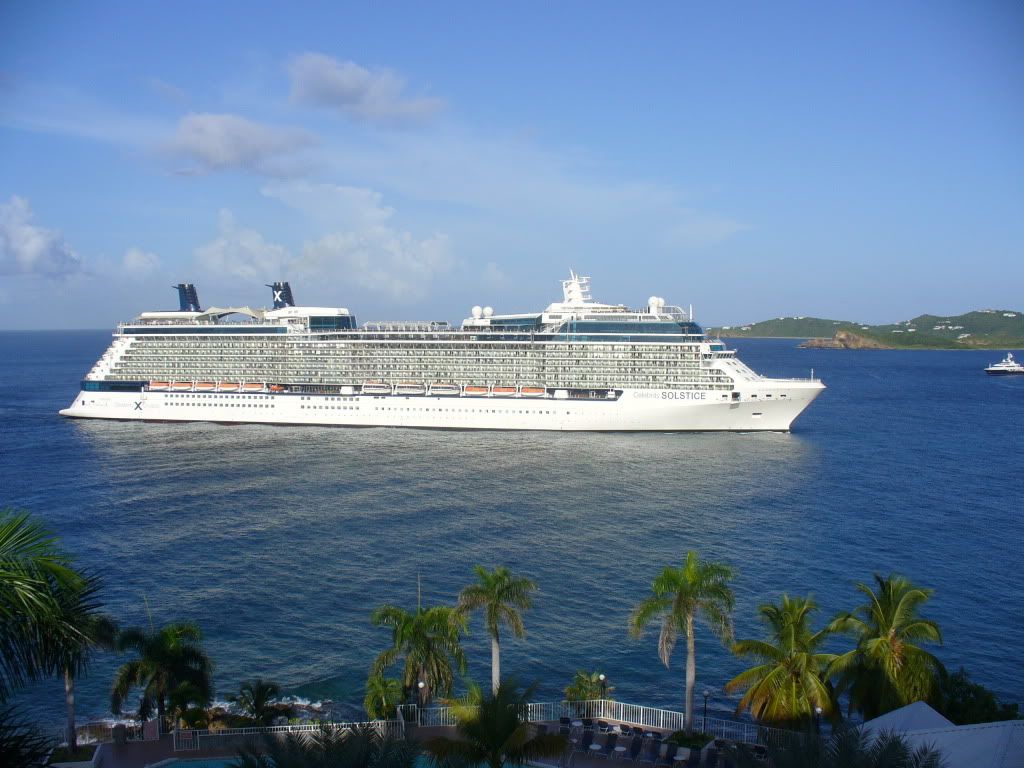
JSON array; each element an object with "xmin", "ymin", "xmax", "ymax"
[{"xmin": 708, "ymin": 309, "xmax": 1024, "ymax": 349}]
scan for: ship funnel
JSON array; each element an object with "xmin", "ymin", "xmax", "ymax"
[
  {"xmin": 267, "ymin": 281, "xmax": 295, "ymax": 309},
  {"xmin": 174, "ymin": 283, "xmax": 201, "ymax": 312}
]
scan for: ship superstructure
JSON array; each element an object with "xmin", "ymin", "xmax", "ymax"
[{"xmin": 60, "ymin": 274, "xmax": 825, "ymax": 431}]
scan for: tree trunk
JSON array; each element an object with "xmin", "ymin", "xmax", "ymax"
[
  {"xmin": 685, "ymin": 614, "xmax": 696, "ymax": 733},
  {"xmin": 65, "ymin": 668, "xmax": 77, "ymax": 752},
  {"xmin": 491, "ymin": 631, "xmax": 501, "ymax": 695}
]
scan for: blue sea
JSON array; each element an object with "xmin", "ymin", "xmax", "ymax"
[{"xmin": 2, "ymin": 330, "xmax": 1023, "ymax": 726}]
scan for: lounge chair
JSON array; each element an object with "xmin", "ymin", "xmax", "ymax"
[
  {"xmin": 576, "ymin": 730, "xmax": 595, "ymax": 753},
  {"xmin": 582, "ymin": 718, "xmax": 594, "ymax": 730},
  {"xmin": 627, "ymin": 735, "xmax": 643, "ymax": 761},
  {"xmin": 638, "ymin": 738, "xmax": 661, "ymax": 765},
  {"xmin": 598, "ymin": 720, "xmax": 610, "ymax": 733},
  {"xmin": 599, "ymin": 733, "xmax": 619, "ymax": 759}
]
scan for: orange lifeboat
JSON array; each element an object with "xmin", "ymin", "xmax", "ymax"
[
  {"xmin": 195, "ymin": 382, "xmax": 216, "ymax": 391},
  {"xmin": 170, "ymin": 382, "xmax": 192, "ymax": 391},
  {"xmin": 242, "ymin": 382, "xmax": 265, "ymax": 392},
  {"xmin": 269, "ymin": 384, "xmax": 285, "ymax": 392},
  {"xmin": 492, "ymin": 386, "xmax": 517, "ymax": 396},
  {"xmin": 464, "ymin": 385, "xmax": 489, "ymax": 396},
  {"xmin": 149, "ymin": 381, "xmax": 170, "ymax": 391},
  {"xmin": 520, "ymin": 386, "xmax": 545, "ymax": 397},
  {"xmin": 218, "ymin": 382, "xmax": 241, "ymax": 392}
]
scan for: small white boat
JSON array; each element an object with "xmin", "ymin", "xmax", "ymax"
[
  {"xmin": 395, "ymin": 382, "xmax": 426, "ymax": 396},
  {"xmin": 430, "ymin": 383, "xmax": 461, "ymax": 396},
  {"xmin": 985, "ymin": 352, "xmax": 1024, "ymax": 376},
  {"xmin": 362, "ymin": 381, "xmax": 393, "ymax": 395}
]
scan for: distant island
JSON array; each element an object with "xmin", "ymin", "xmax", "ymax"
[{"xmin": 707, "ymin": 309, "xmax": 1024, "ymax": 349}]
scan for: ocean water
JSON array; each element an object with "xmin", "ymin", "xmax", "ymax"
[{"xmin": 2, "ymin": 330, "xmax": 1022, "ymax": 727}]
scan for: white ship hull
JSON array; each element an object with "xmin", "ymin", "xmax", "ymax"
[{"xmin": 60, "ymin": 381, "xmax": 823, "ymax": 432}]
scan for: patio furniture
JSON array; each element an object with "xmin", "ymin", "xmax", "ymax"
[
  {"xmin": 598, "ymin": 720, "xmax": 610, "ymax": 733},
  {"xmin": 576, "ymin": 730, "xmax": 595, "ymax": 753},
  {"xmin": 627, "ymin": 734, "xmax": 643, "ymax": 761},
  {"xmin": 599, "ymin": 733, "xmax": 619, "ymax": 758}
]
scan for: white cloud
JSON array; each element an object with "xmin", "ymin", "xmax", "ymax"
[
  {"xmin": 195, "ymin": 210, "xmax": 291, "ymax": 281},
  {"xmin": 299, "ymin": 230, "xmax": 451, "ymax": 300},
  {"xmin": 287, "ymin": 53, "xmax": 442, "ymax": 123},
  {"xmin": 0, "ymin": 196, "xmax": 82, "ymax": 277},
  {"xmin": 482, "ymin": 262, "xmax": 505, "ymax": 284},
  {"xmin": 264, "ymin": 180, "xmax": 454, "ymax": 298},
  {"xmin": 122, "ymin": 247, "xmax": 161, "ymax": 275},
  {"xmin": 167, "ymin": 113, "xmax": 316, "ymax": 175}
]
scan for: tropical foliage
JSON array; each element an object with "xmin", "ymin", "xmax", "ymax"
[
  {"xmin": 728, "ymin": 726, "xmax": 946, "ymax": 768},
  {"xmin": 0, "ymin": 705, "xmax": 52, "ymax": 768},
  {"xmin": 563, "ymin": 670, "xmax": 614, "ymax": 701},
  {"xmin": 371, "ymin": 603, "xmax": 467, "ymax": 706},
  {"xmin": 364, "ymin": 673, "xmax": 403, "ymax": 720},
  {"xmin": 0, "ymin": 510, "xmax": 84, "ymax": 702},
  {"xmin": 229, "ymin": 678, "xmax": 283, "ymax": 726},
  {"xmin": 232, "ymin": 723, "xmax": 420, "ymax": 768},
  {"xmin": 111, "ymin": 620, "xmax": 213, "ymax": 728},
  {"xmin": 725, "ymin": 594, "xmax": 837, "ymax": 727},
  {"xmin": 35, "ymin": 573, "xmax": 117, "ymax": 751},
  {"xmin": 629, "ymin": 551, "xmax": 735, "ymax": 732},
  {"xmin": 457, "ymin": 566, "xmax": 537, "ymax": 694},
  {"xmin": 424, "ymin": 679, "xmax": 566, "ymax": 768},
  {"xmin": 828, "ymin": 574, "xmax": 945, "ymax": 719},
  {"xmin": 936, "ymin": 667, "xmax": 1020, "ymax": 725}
]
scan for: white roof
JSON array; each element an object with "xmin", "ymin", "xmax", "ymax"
[
  {"xmin": 864, "ymin": 702, "xmax": 1024, "ymax": 768},
  {"xmin": 862, "ymin": 701, "xmax": 952, "ymax": 733},
  {"xmin": 265, "ymin": 306, "xmax": 350, "ymax": 318}
]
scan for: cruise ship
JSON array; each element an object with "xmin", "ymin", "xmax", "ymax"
[{"xmin": 60, "ymin": 273, "xmax": 825, "ymax": 431}]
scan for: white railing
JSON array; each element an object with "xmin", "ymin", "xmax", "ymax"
[
  {"xmin": 173, "ymin": 719, "xmax": 404, "ymax": 752},
  {"xmin": 401, "ymin": 699, "xmax": 795, "ymax": 748}
]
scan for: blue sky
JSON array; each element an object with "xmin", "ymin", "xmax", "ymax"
[{"xmin": 1, "ymin": 1, "xmax": 1021, "ymax": 329}]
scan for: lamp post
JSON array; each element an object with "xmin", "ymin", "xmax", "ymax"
[
  {"xmin": 599, "ymin": 673, "xmax": 607, "ymax": 699},
  {"xmin": 702, "ymin": 690, "xmax": 710, "ymax": 734},
  {"xmin": 814, "ymin": 705, "xmax": 822, "ymax": 732}
]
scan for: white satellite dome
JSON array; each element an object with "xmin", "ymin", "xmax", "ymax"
[
  {"xmin": 649, "ymin": 296, "xmax": 660, "ymax": 309},
  {"xmin": 483, "ymin": 306, "xmax": 494, "ymax": 318},
  {"xmin": 471, "ymin": 305, "xmax": 483, "ymax": 319}
]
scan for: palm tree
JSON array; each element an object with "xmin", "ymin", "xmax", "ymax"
[
  {"xmin": 424, "ymin": 679, "xmax": 566, "ymax": 768},
  {"xmin": 725, "ymin": 594, "xmax": 838, "ymax": 727},
  {"xmin": 629, "ymin": 551, "xmax": 735, "ymax": 733},
  {"xmin": 457, "ymin": 566, "xmax": 538, "ymax": 694},
  {"xmin": 233, "ymin": 722, "xmax": 420, "ymax": 768},
  {"xmin": 563, "ymin": 670, "xmax": 614, "ymax": 702},
  {"xmin": 36, "ymin": 573, "xmax": 118, "ymax": 751},
  {"xmin": 364, "ymin": 673, "xmax": 403, "ymax": 720},
  {"xmin": 371, "ymin": 603, "xmax": 467, "ymax": 706},
  {"xmin": 111, "ymin": 621, "xmax": 213, "ymax": 730},
  {"xmin": 727, "ymin": 726, "xmax": 946, "ymax": 768},
  {"xmin": 228, "ymin": 679, "xmax": 282, "ymax": 726},
  {"xmin": 0, "ymin": 510, "xmax": 84, "ymax": 702},
  {"xmin": 828, "ymin": 574, "xmax": 945, "ymax": 719}
]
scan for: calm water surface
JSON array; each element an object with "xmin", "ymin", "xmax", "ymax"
[{"xmin": 2, "ymin": 331, "xmax": 1022, "ymax": 725}]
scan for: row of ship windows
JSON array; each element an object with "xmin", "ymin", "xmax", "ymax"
[{"xmin": 166, "ymin": 402, "xmax": 276, "ymax": 408}]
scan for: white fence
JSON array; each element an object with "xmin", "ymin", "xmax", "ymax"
[
  {"xmin": 173, "ymin": 719, "xmax": 405, "ymax": 752},
  {"xmin": 401, "ymin": 699, "xmax": 794, "ymax": 748}
]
